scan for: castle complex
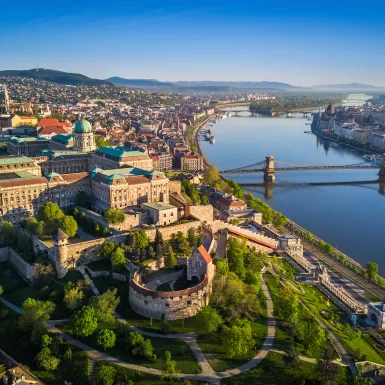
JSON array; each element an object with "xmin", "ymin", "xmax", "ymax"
[{"xmin": 0, "ymin": 120, "xmax": 170, "ymax": 223}]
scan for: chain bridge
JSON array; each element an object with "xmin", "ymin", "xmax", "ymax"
[{"xmin": 220, "ymin": 155, "xmax": 382, "ymax": 182}]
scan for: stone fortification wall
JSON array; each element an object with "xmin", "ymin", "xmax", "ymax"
[
  {"xmin": 129, "ymin": 273, "xmax": 213, "ymax": 320},
  {"xmin": 85, "ymin": 267, "xmax": 128, "ymax": 281},
  {"xmin": 169, "ymin": 180, "xmax": 182, "ymax": 195},
  {"xmin": 144, "ymin": 220, "xmax": 202, "ymax": 242},
  {"xmin": 78, "ymin": 207, "xmax": 141, "ymax": 231},
  {"xmin": 189, "ymin": 205, "xmax": 214, "ymax": 224},
  {"xmin": 0, "ymin": 247, "xmax": 33, "ymax": 281}
]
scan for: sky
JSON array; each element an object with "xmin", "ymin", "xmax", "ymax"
[{"xmin": 2, "ymin": 0, "xmax": 385, "ymax": 86}]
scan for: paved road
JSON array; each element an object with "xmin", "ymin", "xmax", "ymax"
[{"xmin": 0, "ymin": 297, "xmax": 22, "ymax": 314}]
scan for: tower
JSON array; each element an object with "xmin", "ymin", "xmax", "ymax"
[
  {"xmin": 0, "ymin": 84, "xmax": 10, "ymax": 114},
  {"xmin": 53, "ymin": 228, "xmax": 69, "ymax": 279},
  {"xmin": 264, "ymin": 155, "xmax": 276, "ymax": 182},
  {"xmin": 73, "ymin": 119, "xmax": 96, "ymax": 153}
]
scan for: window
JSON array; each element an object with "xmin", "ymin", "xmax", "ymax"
[
  {"xmin": 165, "ymin": 303, "xmax": 170, "ymax": 308},
  {"xmin": 187, "ymin": 301, "xmax": 192, "ymax": 305}
]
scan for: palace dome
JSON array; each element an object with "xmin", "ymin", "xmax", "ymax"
[{"xmin": 74, "ymin": 119, "xmax": 92, "ymax": 134}]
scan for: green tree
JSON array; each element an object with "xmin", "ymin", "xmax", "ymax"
[
  {"xmin": 58, "ymin": 215, "xmax": 78, "ymax": 238},
  {"xmin": 272, "ymin": 211, "xmax": 287, "ymax": 228},
  {"xmin": 0, "ymin": 221, "xmax": 16, "ymax": 246},
  {"xmin": 367, "ymin": 262, "xmax": 379, "ymax": 281},
  {"xmin": 111, "ymin": 247, "xmax": 126, "ymax": 270},
  {"xmin": 71, "ymin": 305, "xmax": 98, "ymax": 337},
  {"xmin": 283, "ymin": 344, "xmax": 300, "ymax": 369},
  {"xmin": 97, "ymin": 329, "xmax": 116, "ymax": 350},
  {"xmin": 89, "ymin": 288, "xmax": 120, "ymax": 324},
  {"xmin": 154, "ymin": 229, "xmax": 163, "ymax": 247},
  {"xmin": 323, "ymin": 243, "xmax": 333, "ymax": 254},
  {"xmin": 38, "ymin": 202, "xmax": 64, "ymax": 222},
  {"xmin": 215, "ymin": 258, "xmax": 229, "ymax": 277},
  {"xmin": 96, "ymin": 363, "xmax": 116, "ymax": 385},
  {"xmin": 95, "ymin": 136, "xmax": 113, "ymax": 148},
  {"xmin": 221, "ymin": 320, "xmax": 255, "ymax": 358},
  {"xmin": 162, "ymin": 351, "xmax": 178, "ymax": 380},
  {"xmin": 0, "ymin": 285, "xmax": 3, "ymax": 296},
  {"xmin": 274, "ymin": 286, "xmax": 298, "ymax": 322},
  {"xmin": 202, "ymin": 165, "xmax": 220, "ymax": 186},
  {"xmin": 165, "ymin": 246, "xmax": 177, "ymax": 268},
  {"xmin": 63, "ymin": 284, "xmax": 84, "ymax": 310},
  {"xmin": 37, "ymin": 347, "xmax": 60, "ymax": 371},
  {"xmin": 135, "ymin": 230, "xmax": 149, "ymax": 249},
  {"xmin": 104, "ymin": 208, "xmax": 125, "ymax": 224},
  {"xmin": 187, "ymin": 227, "xmax": 196, "ymax": 248},
  {"xmin": 19, "ymin": 299, "xmax": 55, "ymax": 331},
  {"xmin": 99, "ymin": 241, "xmax": 116, "ymax": 259},
  {"xmin": 227, "ymin": 237, "xmax": 246, "ymax": 279},
  {"xmin": 195, "ymin": 306, "xmax": 222, "ymax": 334},
  {"xmin": 305, "ymin": 232, "xmax": 313, "ymax": 242},
  {"xmin": 317, "ymin": 347, "xmax": 339, "ymax": 385}
]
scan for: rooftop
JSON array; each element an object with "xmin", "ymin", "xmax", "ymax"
[
  {"xmin": 142, "ymin": 202, "xmax": 176, "ymax": 211},
  {"xmin": 0, "ymin": 155, "xmax": 35, "ymax": 165},
  {"xmin": 95, "ymin": 146, "xmax": 147, "ymax": 160}
]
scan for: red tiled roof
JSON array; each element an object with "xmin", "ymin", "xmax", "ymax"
[
  {"xmin": 198, "ymin": 245, "xmax": 212, "ymax": 264},
  {"xmin": 61, "ymin": 172, "xmax": 89, "ymax": 182},
  {"xmin": 0, "ymin": 178, "xmax": 47, "ymax": 188},
  {"xmin": 124, "ymin": 176, "xmax": 149, "ymax": 185},
  {"xmin": 39, "ymin": 126, "xmax": 69, "ymax": 135},
  {"xmin": 151, "ymin": 155, "xmax": 159, "ymax": 161}
]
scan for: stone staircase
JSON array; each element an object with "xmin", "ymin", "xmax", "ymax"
[{"xmin": 89, "ymin": 359, "xmax": 97, "ymax": 385}]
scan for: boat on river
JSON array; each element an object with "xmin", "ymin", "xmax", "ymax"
[{"xmin": 210, "ymin": 136, "xmax": 215, "ymax": 144}]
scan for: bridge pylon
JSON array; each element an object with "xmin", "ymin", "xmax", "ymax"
[
  {"xmin": 379, "ymin": 159, "xmax": 385, "ymax": 182},
  {"xmin": 264, "ymin": 155, "xmax": 275, "ymax": 182}
]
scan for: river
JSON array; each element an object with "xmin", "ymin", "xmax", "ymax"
[{"xmin": 200, "ymin": 94, "xmax": 385, "ymax": 274}]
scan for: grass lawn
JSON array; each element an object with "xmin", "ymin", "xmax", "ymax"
[
  {"xmin": 197, "ymin": 317, "xmax": 267, "ymax": 372},
  {"xmin": 156, "ymin": 282, "xmax": 172, "ymax": 291},
  {"xmin": 0, "ymin": 262, "xmax": 41, "ymax": 306},
  {"xmin": 336, "ymin": 329, "xmax": 385, "ymax": 365},
  {"xmin": 59, "ymin": 322, "xmax": 201, "ymax": 374},
  {"xmin": 221, "ymin": 351, "xmax": 335, "ymax": 385},
  {"xmin": 98, "ymin": 361, "xmax": 204, "ymax": 384}
]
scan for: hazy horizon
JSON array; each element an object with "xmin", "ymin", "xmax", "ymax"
[{"xmin": 2, "ymin": 0, "xmax": 385, "ymax": 86}]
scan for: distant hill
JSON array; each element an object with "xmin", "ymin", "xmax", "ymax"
[
  {"xmin": 311, "ymin": 83, "xmax": 377, "ymax": 90},
  {"xmin": 172, "ymin": 80, "xmax": 302, "ymax": 90},
  {"xmin": 0, "ymin": 69, "xmax": 112, "ymax": 86},
  {"xmin": 107, "ymin": 77, "xmax": 175, "ymax": 88},
  {"xmin": 107, "ymin": 77, "xmax": 301, "ymax": 90}
]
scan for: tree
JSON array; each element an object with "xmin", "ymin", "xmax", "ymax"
[
  {"xmin": 104, "ymin": 208, "xmax": 125, "ymax": 224},
  {"xmin": 244, "ymin": 270, "xmax": 260, "ymax": 288},
  {"xmin": 19, "ymin": 299, "xmax": 55, "ymax": 331},
  {"xmin": 323, "ymin": 243, "xmax": 333, "ymax": 255},
  {"xmin": 195, "ymin": 306, "xmax": 222, "ymax": 334},
  {"xmin": 126, "ymin": 231, "xmax": 137, "ymax": 249},
  {"xmin": 367, "ymin": 262, "xmax": 379, "ymax": 281},
  {"xmin": 0, "ymin": 221, "xmax": 16, "ymax": 246},
  {"xmin": 154, "ymin": 229, "xmax": 163, "ymax": 247},
  {"xmin": 165, "ymin": 246, "xmax": 177, "ymax": 268},
  {"xmin": 0, "ymin": 285, "xmax": 3, "ymax": 296},
  {"xmin": 58, "ymin": 216, "xmax": 78, "ymax": 238},
  {"xmin": 63, "ymin": 284, "xmax": 84, "ymax": 310},
  {"xmin": 215, "ymin": 259, "xmax": 229, "ymax": 277},
  {"xmin": 162, "ymin": 351, "xmax": 178, "ymax": 380},
  {"xmin": 305, "ymin": 232, "xmax": 313, "ymax": 242},
  {"xmin": 135, "ymin": 230, "xmax": 149, "ymax": 249},
  {"xmin": 97, "ymin": 329, "xmax": 116, "ymax": 350},
  {"xmin": 202, "ymin": 165, "xmax": 220, "ymax": 186},
  {"xmin": 99, "ymin": 241, "xmax": 116, "ymax": 259},
  {"xmin": 89, "ymin": 288, "xmax": 120, "ymax": 324},
  {"xmin": 111, "ymin": 247, "xmax": 126, "ymax": 270},
  {"xmin": 96, "ymin": 363, "xmax": 116, "ymax": 385},
  {"xmin": 37, "ymin": 347, "xmax": 60, "ymax": 371},
  {"xmin": 147, "ymin": 246, "xmax": 156, "ymax": 259},
  {"xmin": 284, "ymin": 344, "xmax": 300, "ymax": 369},
  {"xmin": 317, "ymin": 347, "xmax": 339, "ymax": 385},
  {"xmin": 95, "ymin": 136, "xmax": 113, "ymax": 148},
  {"xmin": 274, "ymin": 287, "xmax": 298, "ymax": 323},
  {"xmin": 227, "ymin": 237, "xmax": 246, "ymax": 279},
  {"xmin": 71, "ymin": 305, "xmax": 98, "ymax": 337},
  {"xmin": 187, "ymin": 227, "xmax": 196, "ymax": 248},
  {"xmin": 221, "ymin": 320, "xmax": 255, "ymax": 358},
  {"xmin": 272, "ymin": 211, "xmax": 287, "ymax": 229},
  {"xmin": 38, "ymin": 202, "xmax": 64, "ymax": 222}
]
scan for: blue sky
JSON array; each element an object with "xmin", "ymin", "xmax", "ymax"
[{"xmin": 2, "ymin": 0, "xmax": 385, "ymax": 86}]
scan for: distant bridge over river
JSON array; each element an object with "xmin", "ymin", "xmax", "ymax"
[{"xmin": 220, "ymin": 155, "xmax": 381, "ymax": 181}]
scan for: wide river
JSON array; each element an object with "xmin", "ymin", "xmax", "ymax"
[{"xmin": 200, "ymin": 94, "xmax": 385, "ymax": 274}]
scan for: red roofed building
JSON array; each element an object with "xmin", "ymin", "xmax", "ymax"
[
  {"xmin": 187, "ymin": 245, "xmax": 214, "ymax": 281},
  {"xmin": 180, "ymin": 152, "xmax": 204, "ymax": 171},
  {"xmin": 37, "ymin": 118, "xmax": 72, "ymax": 138},
  {"xmin": 217, "ymin": 194, "xmax": 247, "ymax": 211}
]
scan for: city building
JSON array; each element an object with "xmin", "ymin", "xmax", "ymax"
[
  {"xmin": 179, "ymin": 152, "xmax": 204, "ymax": 171},
  {"xmin": 7, "ymin": 137, "xmax": 49, "ymax": 156},
  {"xmin": 141, "ymin": 202, "xmax": 178, "ymax": 226},
  {"xmin": 11, "ymin": 115, "xmax": 38, "ymax": 127},
  {"xmin": 0, "ymin": 155, "xmax": 41, "ymax": 175}
]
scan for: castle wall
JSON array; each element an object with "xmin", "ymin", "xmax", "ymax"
[
  {"xmin": 0, "ymin": 247, "xmax": 33, "ymax": 281},
  {"xmin": 189, "ymin": 205, "xmax": 213, "ymax": 224},
  {"xmin": 129, "ymin": 273, "xmax": 214, "ymax": 320}
]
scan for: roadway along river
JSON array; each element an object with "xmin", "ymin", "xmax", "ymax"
[{"xmin": 200, "ymin": 94, "xmax": 385, "ymax": 275}]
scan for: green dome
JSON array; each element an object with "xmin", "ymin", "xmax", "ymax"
[{"xmin": 74, "ymin": 119, "xmax": 92, "ymax": 134}]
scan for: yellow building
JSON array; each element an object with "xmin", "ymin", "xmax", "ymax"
[{"xmin": 11, "ymin": 115, "xmax": 38, "ymax": 127}]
